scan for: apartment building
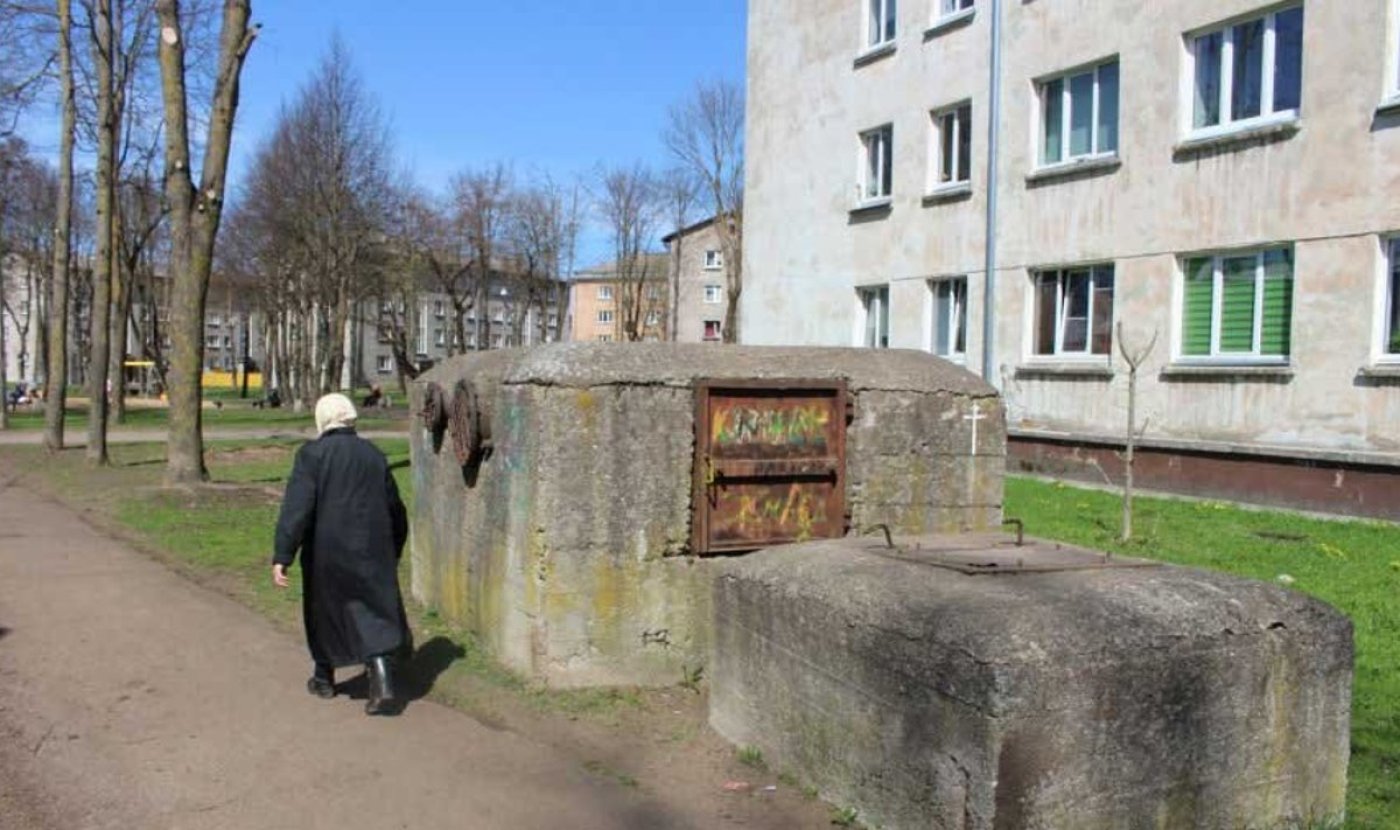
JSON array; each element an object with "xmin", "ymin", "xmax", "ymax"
[
  {"xmin": 356, "ymin": 274, "xmax": 564, "ymax": 384},
  {"xmin": 566, "ymin": 255, "xmax": 671, "ymax": 342},
  {"xmin": 664, "ymin": 217, "xmax": 733, "ymax": 343},
  {"xmin": 743, "ymin": 0, "xmax": 1400, "ymax": 515}
]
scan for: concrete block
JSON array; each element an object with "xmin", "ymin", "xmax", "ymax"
[{"xmin": 711, "ymin": 537, "xmax": 1352, "ymax": 830}]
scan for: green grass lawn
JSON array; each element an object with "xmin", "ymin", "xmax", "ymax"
[{"xmin": 1005, "ymin": 477, "xmax": 1399, "ymax": 828}]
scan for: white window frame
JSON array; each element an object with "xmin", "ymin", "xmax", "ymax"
[
  {"xmin": 704, "ymin": 250, "xmax": 724, "ymax": 270},
  {"xmin": 703, "ymin": 320, "xmax": 723, "ymax": 341},
  {"xmin": 1376, "ymin": 236, "xmax": 1400, "ymax": 363},
  {"xmin": 929, "ymin": 101, "xmax": 972, "ymax": 193},
  {"xmin": 1036, "ymin": 59, "xmax": 1119, "ymax": 169},
  {"xmin": 597, "ymin": 309, "xmax": 614, "ymax": 325},
  {"xmin": 433, "ymin": 300, "xmax": 444, "ymax": 318},
  {"xmin": 926, "ymin": 277, "xmax": 968, "ymax": 362},
  {"xmin": 597, "ymin": 285, "xmax": 613, "ymax": 301},
  {"xmin": 1183, "ymin": 5, "xmax": 1303, "ymax": 140},
  {"xmin": 932, "ymin": 0, "xmax": 974, "ymax": 28},
  {"xmin": 863, "ymin": 0, "xmax": 897, "ymax": 52},
  {"xmin": 1028, "ymin": 265, "xmax": 1115, "ymax": 360},
  {"xmin": 704, "ymin": 284, "xmax": 724, "ymax": 304},
  {"xmin": 858, "ymin": 124, "xmax": 894, "ymax": 206},
  {"xmin": 376, "ymin": 355, "xmax": 394, "ymax": 374},
  {"xmin": 855, "ymin": 285, "xmax": 891, "ymax": 349},
  {"xmin": 1172, "ymin": 247, "xmax": 1292, "ymax": 364},
  {"xmin": 434, "ymin": 328, "xmax": 445, "ymax": 347}
]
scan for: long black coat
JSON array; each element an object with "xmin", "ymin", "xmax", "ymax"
[{"xmin": 273, "ymin": 428, "xmax": 410, "ymax": 667}]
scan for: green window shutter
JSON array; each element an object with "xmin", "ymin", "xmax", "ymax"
[
  {"xmin": 1260, "ymin": 248, "xmax": 1293, "ymax": 356},
  {"xmin": 1220, "ymin": 255, "xmax": 1258, "ymax": 353},
  {"xmin": 1182, "ymin": 258, "xmax": 1214, "ymax": 356}
]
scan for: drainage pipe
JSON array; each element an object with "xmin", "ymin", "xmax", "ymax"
[{"xmin": 981, "ymin": 0, "xmax": 1004, "ymax": 386}]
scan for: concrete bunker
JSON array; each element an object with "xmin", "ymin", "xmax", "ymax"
[
  {"xmin": 408, "ymin": 343, "xmax": 1003, "ymax": 687},
  {"xmin": 409, "ymin": 342, "xmax": 1351, "ymax": 827}
]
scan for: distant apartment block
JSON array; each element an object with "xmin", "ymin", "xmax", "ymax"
[
  {"xmin": 664, "ymin": 217, "xmax": 732, "ymax": 343},
  {"xmin": 567, "ymin": 255, "xmax": 670, "ymax": 343},
  {"xmin": 742, "ymin": 0, "xmax": 1400, "ymax": 515}
]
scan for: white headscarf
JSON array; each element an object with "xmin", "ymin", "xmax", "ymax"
[{"xmin": 314, "ymin": 393, "xmax": 358, "ymax": 436}]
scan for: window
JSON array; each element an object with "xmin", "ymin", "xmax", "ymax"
[
  {"xmin": 1190, "ymin": 6, "xmax": 1303, "ymax": 134},
  {"xmin": 934, "ymin": 0, "xmax": 973, "ymax": 23},
  {"xmin": 645, "ymin": 310, "xmax": 661, "ymax": 327},
  {"xmin": 703, "ymin": 320, "xmax": 723, "ymax": 342},
  {"xmin": 704, "ymin": 250, "xmax": 724, "ymax": 270},
  {"xmin": 704, "ymin": 284, "xmax": 724, "ymax": 304},
  {"xmin": 492, "ymin": 335, "xmax": 503, "ymax": 348},
  {"xmin": 1032, "ymin": 265, "xmax": 1115, "ymax": 357},
  {"xmin": 931, "ymin": 102, "xmax": 972, "ymax": 189},
  {"xmin": 860, "ymin": 125, "xmax": 894, "ymax": 204},
  {"xmin": 434, "ymin": 328, "xmax": 445, "ymax": 347},
  {"xmin": 930, "ymin": 278, "xmax": 968, "ymax": 360},
  {"xmin": 1179, "ymin": 248, "xmax": 1292, "ymax": 361},
  {"xmin": 598, "ymin": 285, "xmax": 613, "ymax": 301},
  {"xmin": 647, "ymin": 285, "xmax": 663, "ymax": 301},
  {"xmin": 597, "ymin": 334, "xmax": 613, "ymax": 343},
  {"xmin": 433, "ymin": 300, "xmax": 444, "ymax": 318},
  {"xmin": 858, "ymin": 286, "xmax": 890, "ymax": 348},
  {"xmin": 1039, "ymin": 59, "xmax": 1119, "ymax": 166},
  {"xmin": 597, "ymin": 309, "xmax": 614, "ymax": 324},
  {"xmin": 1386, "ymin": 238, "xmax": 1400, "ymax": 357},
  {"xmin": 205, "ymin": 335, "xmax": 220, "ymax": 348},
  {"xmin": 865, "ymin": 0, "xmax": 896, "ymax": 50},
  {"xmin": 376, "ymin": 355, "xmax": 393, "ymax": 374}
]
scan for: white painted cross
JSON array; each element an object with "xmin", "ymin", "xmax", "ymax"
[{"xmin": 964, "ymin": 402, "xmax": 986, "ymax": 456}]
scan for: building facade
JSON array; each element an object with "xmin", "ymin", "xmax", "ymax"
[
  {"xmin": 566, "ymin": 255, "xmax": 670, "ymax": 343},
  {"xmin": 743, "ymin": 0, "xmax": 1400, "ymax": 514},
  {"xmin": 664, "ymin": 217, "xmax": 732, "ymax": 343}
]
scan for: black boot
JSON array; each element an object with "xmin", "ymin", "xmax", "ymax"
[
  {"xmin": 307, "ymin": 663, "xmax": 335, "ymax": 699},
  {"xmin": 365, "ymin": 655, "xmax": 397, "ymax": 715}
]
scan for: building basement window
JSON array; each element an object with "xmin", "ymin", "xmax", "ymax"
[
  {"xmin": 1032, "ymin": 265, "xmax": 1115, "ymax": 357},
  {"xmin": 1384, "ymin": 238, "xmax": 1400, "ymax": 357},
  {"xmin": 930, "ymin": 277, "xmax": 968, "ymax": 361},
  {"xmin": 1189, "ymin": 6, "xmax": 1303, "ymax": 137},
  {"xmin": 1180, "ymin": 247, "xmax": 1293, "ymax": 361},
  {"xmin": 858, "ymin": 285, "xmax": 891, "ymax": 349},
  {"xmin": 1039, "ymin": 59, "xmax": 1119, "ymax": 167}
]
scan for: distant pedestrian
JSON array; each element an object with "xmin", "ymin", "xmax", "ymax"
[{"xmin": 271, "ymin": 392, "xmax": 411, "ymax": 715}]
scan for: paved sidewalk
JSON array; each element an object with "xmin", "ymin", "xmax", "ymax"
[{"xmin": 0, "ymin": 480, "xmax": 690, "ymax": 829}]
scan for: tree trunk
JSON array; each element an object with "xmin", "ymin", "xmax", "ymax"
[
  {"xmin": 156, "ymin": 0, "xmax": 257, "ymax": 484},
  {"xmin": 86, "ymin": 0, "xmax": 115, "ymax": 466},
  {"xmin": 44, "ymin": 0, "xmax": 76, "ymax": 453}
]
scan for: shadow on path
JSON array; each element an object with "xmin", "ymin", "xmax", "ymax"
[
  {"xmin": 0, "ymin": 625, "xmax": 10, "ymax": 642},
  {"xmin": 333, "ymin": 636, "xmax": 466, "ymax": 715}
]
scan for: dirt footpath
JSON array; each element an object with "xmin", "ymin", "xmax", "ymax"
[{"xmin": 0, "ymin": 479, "xmax": 818, "ymax": 830}]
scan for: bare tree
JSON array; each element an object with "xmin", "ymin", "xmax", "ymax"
[
  {"xmin": 83, "ymin": 0, "xmax": 116, "ymax": 465},
  {"xmin": 596, "ymin": 163, "xmax": 663, "ymax": 342},
  {"xmin": 234, "ymin": 37, "xmax": 393, "ymax": 405},
  {"xmin": 45, "ymin": 0, "xmax": 77, "ymax": 452},
  {"xmin": 398, "ymin": 190, "xmax": 471, "ymax": 356},
  {"xmin": 156, "ymin": 0, "xmax": 257, "ymax": 484},
  {"xmin": 1116, "ymin": 322, "xmax": 1158, "ymax": 542},
  {"xmin": 1, "ymin": 142, "xmax": 55, "ymax": 395},
  {"xmin": 664, "ymin": 79, "xmax": 743, "ymax": 343},
  {"xmin": 657, "ymin": 166, "xmax": 698, "ymax": 342},
  {"xmin": 451, "ymin": 164, "xmax": 513, "ymax": 350},
  {"xmin": 508, "ymin": 174, "xmax": 579, "ymax": 346}
]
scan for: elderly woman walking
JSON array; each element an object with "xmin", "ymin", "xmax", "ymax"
[{"xmin": 272, "ymin": 393, "xmax": 411, "ymax": 715}]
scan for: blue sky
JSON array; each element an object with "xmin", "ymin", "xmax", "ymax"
[{"xmin": 233, "ymin": 1, "xmax": 747, "ymax": 200}]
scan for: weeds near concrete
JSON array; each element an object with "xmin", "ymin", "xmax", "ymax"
[
  {"xmin": 679, "ymin": 663, "xmax": 704, "ymax": 693},
  {"xmin": 737, "ymin": 745, "xmax": 766, "ymax": 770},
  {"xmin": 829, "ymin": 805, "xmax": 860, "ymax": 826}
]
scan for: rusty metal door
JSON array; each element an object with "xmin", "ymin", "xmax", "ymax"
[{"xmin": 693, "ymin": 380, "xmax": 848, "ymax": 554}]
